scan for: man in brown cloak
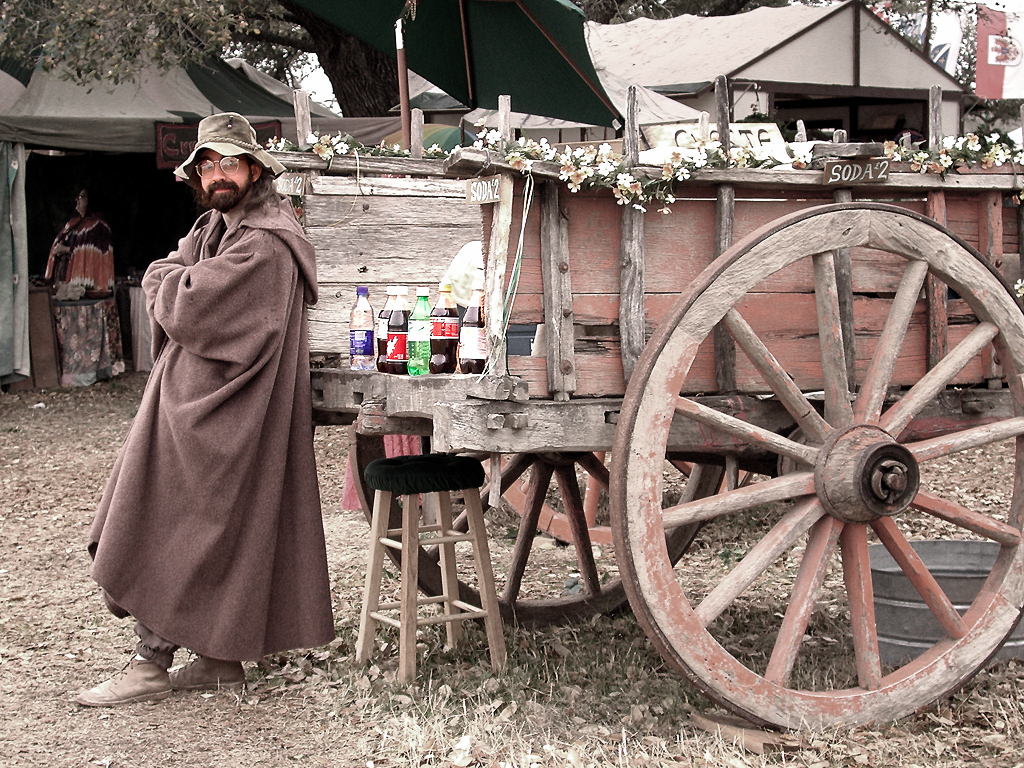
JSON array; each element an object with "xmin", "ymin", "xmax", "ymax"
[{"xmin": 76, "ymin": 113, "xmax": 335, "ymax": 706}]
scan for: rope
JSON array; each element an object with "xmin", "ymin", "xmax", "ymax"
[{"xmin": 483, "ymin": 173, "xmax": 534, "ymax": 376}]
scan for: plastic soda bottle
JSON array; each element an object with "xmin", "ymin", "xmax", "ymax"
[
  {"xmin": 349, "ymin": 286, "xmax": 375, "ymax": 371},
  {"xmin": 429, "ymin": 282, "xmax": 459, "ymax": 374},
  {"xmin": 385, "ymin": 286, "xmax": 409, "ymax": 375},
  {"xmin": 376, "ymin": 286, "xmax": 398, "ymax": 372},
  {"xmin": 407, "ymin": 286, "xmax": 432, "ymax": 376},
  {"xmin": 458, "ymin": 278, "xmax": 487, "ymax": 374}
]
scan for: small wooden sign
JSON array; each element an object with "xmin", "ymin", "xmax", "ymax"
[
  {"xmin": 822, "ymin": 158, "xmax": 890, "ymax": 185},
  {"xmin": 155, "ymin": 120, "xmax": 282, "ymax": 170},
  {"xmin": 466, "ymin": 175, "xmax": 502, "ymax": 204}
]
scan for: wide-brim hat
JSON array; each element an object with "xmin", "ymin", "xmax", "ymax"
[{"xmin": 174, "ymin": 112, "xmax": 286, "ymax": 186}]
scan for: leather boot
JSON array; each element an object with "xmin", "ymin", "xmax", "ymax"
[
  {"xmin": 75, "ymin": 658, "xmax": 172, "ymax": 706},
  {"xmin": 169, "ymin": 656, "xmax": 245, "ymax": 692}
]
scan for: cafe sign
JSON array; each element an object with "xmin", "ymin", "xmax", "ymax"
[{"xmin": 155, "ymin": 121, "xmax": 282, "ymax": 170}]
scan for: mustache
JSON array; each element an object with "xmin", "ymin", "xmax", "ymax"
[{"xmin": 207, "ymin": 180, "xmax": 239, "ymax": 193}]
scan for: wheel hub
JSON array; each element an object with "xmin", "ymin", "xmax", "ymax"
[{"xmin": 815, "ymin": 425, "xmax": 920, "ymax": 523}]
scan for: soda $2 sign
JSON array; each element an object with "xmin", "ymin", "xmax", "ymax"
[
  {"xmin": 822, "ymin": 159, "xmax": 890, "ymax": 185},
  {"xmin": 466, "ymin": 175, "xmax": 502, "ymax": 204}
]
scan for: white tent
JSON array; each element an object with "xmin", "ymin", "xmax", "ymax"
[{"xmin": 585, "ymin": 0, "xmax": 968, "ymax": 142}]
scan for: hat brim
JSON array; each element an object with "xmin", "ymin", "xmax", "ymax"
[{"xmin": 174, "ymin": 140, "xmax": 287, "ymax": 185}]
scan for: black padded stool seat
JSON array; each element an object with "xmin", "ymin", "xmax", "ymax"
[
  {"xmin": 356, "ymin": 453, "xmax": 506, "ymax": 684},
  {"xmin": 364, "ymin": 454, "xmax": 485, "ymax": 495}
]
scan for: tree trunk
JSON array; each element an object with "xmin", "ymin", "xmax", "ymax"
[{"xmin": 279, "ymin": 0, "xmax": 399, "ymax": 117}]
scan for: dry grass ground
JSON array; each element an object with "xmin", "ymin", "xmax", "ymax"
[{"xmin": 2, "ymin": 373, "xmax": 1024, "ymax": 767}]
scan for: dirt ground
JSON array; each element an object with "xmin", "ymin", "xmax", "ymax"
[
  {"xmin": 4, "ymin": 372, "xmax": 1024, "ymax": 767},
  {"xmin": 0, "ymin": 373, "xmax": 376, "ymax": 766}
]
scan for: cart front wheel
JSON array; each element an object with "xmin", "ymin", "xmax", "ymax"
[{"xmin": 611, "ymin": 203, "xmax": 1024, "ymax": 729}]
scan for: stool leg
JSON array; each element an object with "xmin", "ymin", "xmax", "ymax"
[
  {"xmin": 463, "ymin": 488, "xmax": 507, "ymax": 672},
  {"xmin": 356, "ymin": 489, "xmax": 392, "ymax": 665},
  {"xmin": 398, "ymin": 493, "xmax": 420, "ymax": 685},
  {"xmin": 436, "ymin": 491, "xmax": 463, "ymax": 648}
]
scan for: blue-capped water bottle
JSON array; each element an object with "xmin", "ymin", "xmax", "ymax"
[{"xmin": 349, "ymin": 286, "xmax": 375, "ymax": 371}]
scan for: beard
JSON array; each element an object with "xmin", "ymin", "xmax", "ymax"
[{"xmin": 196, "ymin": 177, "xmax": 251, "ymax": 212}]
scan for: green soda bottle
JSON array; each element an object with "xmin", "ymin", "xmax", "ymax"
[{"xmin": 407, "ymin": 286, "xmax": 432, "ymax": 376}]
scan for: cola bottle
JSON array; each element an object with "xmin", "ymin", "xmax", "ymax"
[
  {"xmin": 429, "ymin": 282, "xmax": 459, "ymax": 374},
  {"xmin": 375, "ymin": 286, "xmax": 398, "ymax": 372},
  {"xmin": 458, "ymin": 279, "xmax": 487, "ymax": 374},
  {"xmin": 385, "ymin": 286, "xmax": 409, "ymax": 375}
]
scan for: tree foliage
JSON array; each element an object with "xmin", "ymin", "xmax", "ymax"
[{"xmin": 0, "ymin": 0, "xmax": 1012, "ymax": 122}]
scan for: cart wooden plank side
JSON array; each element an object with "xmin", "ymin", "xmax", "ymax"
[{"xmin": 285, "ymin": 134, "xmax": 1024, "ymax": 730}]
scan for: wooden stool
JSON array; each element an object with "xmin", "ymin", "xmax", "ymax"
[{"xmin": 355, "ymin": 454, "xmax": 506, "ymax": 684}]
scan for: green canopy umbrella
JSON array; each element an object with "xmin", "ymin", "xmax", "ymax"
[{"xmin": 286, "ymin": 0, "xmax": 620, "ymax": 128}]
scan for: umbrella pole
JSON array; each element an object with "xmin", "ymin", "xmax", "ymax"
[{"xmin": 396, "ymin": 19, "xmax": 412, "ymax": 149}]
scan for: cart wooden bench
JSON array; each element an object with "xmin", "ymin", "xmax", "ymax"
[{"xmin": 281, "ymin": 129, "xmax": 1024, "ymax": 730}]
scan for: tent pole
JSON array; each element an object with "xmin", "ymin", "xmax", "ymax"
[{"xmin": 396, "ymin": 19, "xmax": 412, "ymax": 149}]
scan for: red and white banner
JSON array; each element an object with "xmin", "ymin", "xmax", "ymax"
[{"xmin": 976, "ymin": 4, "xmax": 1024, "ymax": 99}]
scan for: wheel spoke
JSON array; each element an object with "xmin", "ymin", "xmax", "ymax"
[
  {"xmin": 663, "ymin": 471, "xmax": 816, "ymax": 528},
  {"xmin": 722, "ymin": 308, "xmax": 831, "ymax": 442},
  {"xmin": 501, "ymin": 462, "xmax": 554, "ymax": 606},
  {"xmin": 871, "ymin": 517, "xmax": 968, "ymax": 640},
  {"xmin": 576, "ymin": 451, "xmax": 611, "ymax": 489},
  {"xmin": 675, "ymin": 396, "xmax": 820, "ymax": 466},
  {"xmin": 880, "ymin": 322, "xmax": 1000, "ymax": 437},
  {"xmin": 910, "ymin": 490, "xmax": 1021, "ymax": 546},
  {"xmin": 840, "ymin": 524, "xmax": 882, "ymax": 690},
  {"xmin": 813, "ymin": 251, "xmax": 855, "ymax": 428},
  {"xmin": 853, "ymin": 259, "xmax": 931, "ymax": 423},
  {"xmin": 908, "ymin": 417, "xmax": 1024, "ymax": 463},
  {"xmin": 694, "ymin": 497, "xmax": 825, "ymax": 625},
  {"xmin": 554, "ymin": 465, "xmax": 603, "ymax": 596},
  {"xmin": 765, "ymin": 515, "xmax": 844, "ymax": 685}
]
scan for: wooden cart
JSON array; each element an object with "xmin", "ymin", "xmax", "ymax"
[{"xmin": 283, "ymin": 126, "xmax": 1024, "ymax": 730}]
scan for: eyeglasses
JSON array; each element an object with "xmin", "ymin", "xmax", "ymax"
[{"xmin": 196, "ymin": 157, "xmax": 245, "ymax": 177}]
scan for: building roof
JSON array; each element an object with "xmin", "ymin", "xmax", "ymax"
[{"xmin": 586, "ymin": 1, "xmax": 966, "ymax": 95}]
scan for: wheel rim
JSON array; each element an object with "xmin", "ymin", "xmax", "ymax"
[
  {"xmin": 353, "ymin": 436, "xmax": 722, "ymax": 625},
  {"xmin": 611, "ymin": 203, "xmax": 1024, "ymax": 729}
]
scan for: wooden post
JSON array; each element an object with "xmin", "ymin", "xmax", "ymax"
[
  {"xmin": 484, "ymin": 95, "xmax": 515, "ymax": 380},
  {"xmin": 832, "ymin": 130, "xmax": 856, "ymax": 385},
  {"xmin": 928, "ymin": 85, "xmax": 942, "ymax": 152},
  {"xmin": 925, "ymin": 191, "xmax": 948, "ymax": 370},
  {"xmin": 715, "ymin": 75, "xmax": 731, "ymax": 155},
  {"xmin": 619, "ymin": 86, "xmax": 645, "ymax": 383},
  {"xmin": 411, "ymin": 108, "xmax": 424, "ymax": 159},
  {"xmin": 540, "ymin": 181, "xmax": 575, "ymax": 401},
  {"xmin": 292, "ymin": 89, "xmax": 318, "ymax": 196},
  {"xmin": 396, "ymin": 19, "xmax": 411, "ymax": 150},
  {"xmin": 484, "ymin": 95, "xmax": 516, "ymax": 505},
  {"xmin": 979, "ymin": 189, "xmax": 1005, "ymax": 387},
  {"xmin": 699, "ymin": 111, "xmax": 711, "ymax": 142},
  {"xmin": 713, "ymin": 183, "xmax": 736, "ymax": 393},
  {"xmin": 292, "ymin": 89, "xmax": 313, "ymax": 148}
]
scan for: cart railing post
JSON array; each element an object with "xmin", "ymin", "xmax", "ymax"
[
  {"xmin": 540, "ymin": 181, "xmax": 576, "ymax": 400},
  {"xmin": 484, "ymin": 95, "xmax": 515, "ymax": 379},
  {"xmin": 712, "ymin": 75, "xmax": 736, "ymax": 393},
  {"xmin": 619, "ymin": 85, "xmax": 645, "ymax": 382},
  {"xmin": 831, "ymin": 130, "xmax": 856, "ymax": 386}
]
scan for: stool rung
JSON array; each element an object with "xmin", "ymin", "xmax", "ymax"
[
  {"xmin": 368, "ymin": 612, "xmax": 401, "ymax": 629},
  {"xmin": 383, "ymin": 529, "xmax": 474, "ymax": 545},
  {"xmin": 417, "ymin": 610, "xmax": 484, "ymax": 627}
]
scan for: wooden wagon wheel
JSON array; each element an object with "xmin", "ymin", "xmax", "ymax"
[
  {"xmin": 352, "ymin": 436, "xmax": 722, "ymax": 625},
  {"xmin": 610, "ymin": 203, "xmax": 1024, "ymax": 729}
]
